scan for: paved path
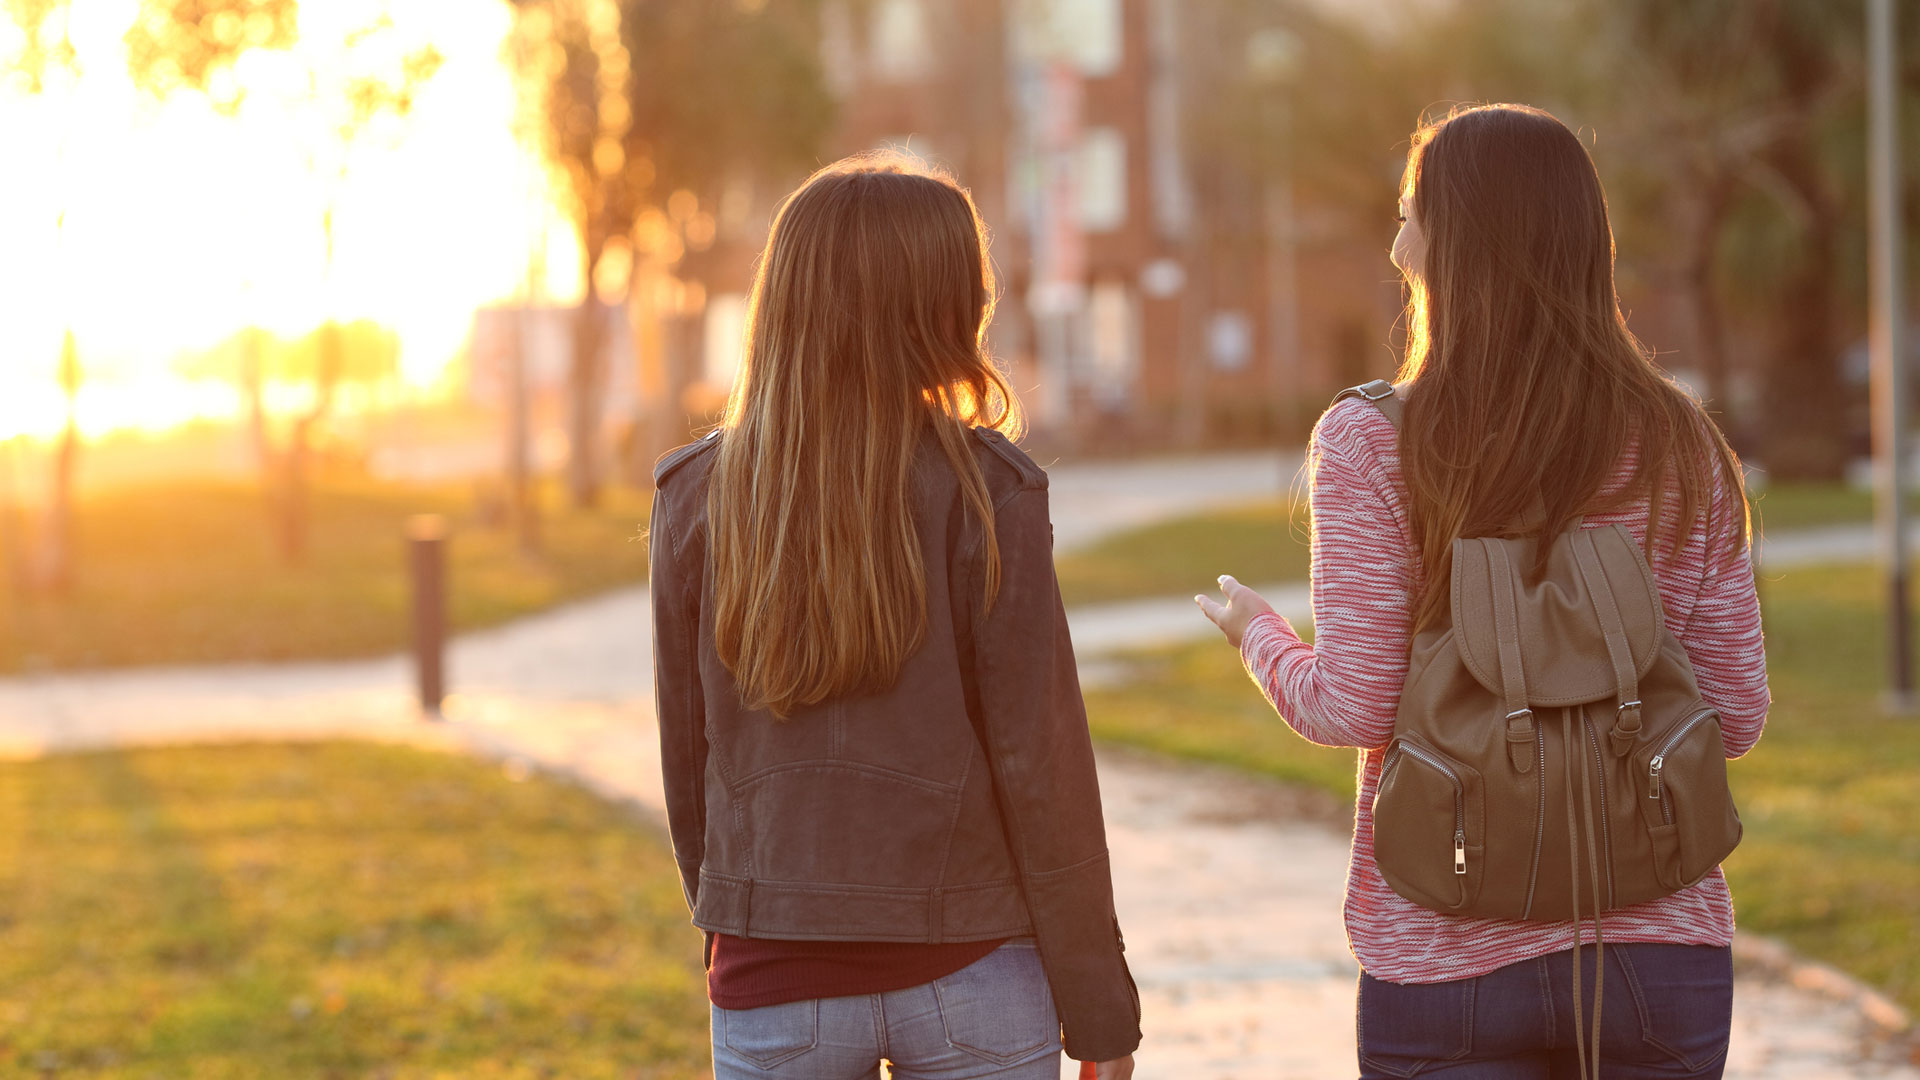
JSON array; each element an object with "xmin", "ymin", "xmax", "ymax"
[
  {"xmin": 1043, "ymin": 450, "xmax": 1299, "ymax": 551},
  {"xmin": 0, "ymin": 455, "xmax": 1909, "ymax": 1078}
]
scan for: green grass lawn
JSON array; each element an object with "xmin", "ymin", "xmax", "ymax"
[
  {"xmin": 0, "ymin": 741, "xmax": 709, "ymax": 1078},
  {"xmin": 1746, "ymin": 481, "xmax": 1886, "ymax": 533},
  {"xmin": 1083, "ymin": 560, "xmax": 1920, "ymax": 1017},
  {"xmin": 1054, "ymin": 500, "xmax": 1310, "ymax": 607},
  {"xmin": 1052, "ymin": 482, "xmax": 1887, "ymax": 609},
  {"xmin": 0, "ymin": 479, "xmax": 651, "ymax": 673}
]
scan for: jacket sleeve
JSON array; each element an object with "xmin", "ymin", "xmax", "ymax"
[
  {"xmin": 967, "ymin": 483, "xmax": 1142, "ymax": 1063},
  {"xmin": 649, "ymin": 489, "xmax": 709, "ymax": 912}
]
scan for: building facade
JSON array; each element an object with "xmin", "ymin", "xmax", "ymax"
[{"xmin": 651, "ymin": 0, "xmax": 1402, "ymax": 457}]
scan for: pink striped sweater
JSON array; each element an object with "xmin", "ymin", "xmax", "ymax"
[{"xmin": 1240, "ymin": 397, "xmax": 1770, "ymax": 985}]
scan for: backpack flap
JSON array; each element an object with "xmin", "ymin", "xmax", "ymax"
[{"xmin": 1450, "ymin": 526, "xmax": 1664, "ymax": 715}]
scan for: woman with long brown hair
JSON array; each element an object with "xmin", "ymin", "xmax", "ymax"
[
  {"xmin": 1198, "ymin": 104, "xmax": 1768, "ymax": 1078},
  {"xmin": 650, "ymin": 153, "xmax": 1139, "ymax": 1079}
]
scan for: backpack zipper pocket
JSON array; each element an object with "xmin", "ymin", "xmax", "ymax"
[
  {"xmin": 1648, "ymin": 708, "xmax": 1717, "ymax": 825},
  {"xmin": 1385, "ymin": 742, "xmax": 1467, "ymax": 875}
]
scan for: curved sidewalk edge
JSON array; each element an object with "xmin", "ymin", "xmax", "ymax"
[{"xmin": 1734, "ymin": 932, "xmax": 1915, "ymax": 1038}]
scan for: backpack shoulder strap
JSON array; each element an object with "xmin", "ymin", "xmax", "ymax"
[{"xmin": 1333, "ymin": 379, "xmax": 1403, "ymax": 431}]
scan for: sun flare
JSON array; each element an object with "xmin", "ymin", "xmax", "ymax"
[{"xmin": 0, "ymin": 0, "xmax": 585, "ymax": 443}]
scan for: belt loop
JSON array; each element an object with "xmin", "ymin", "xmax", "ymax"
[
  {"xmin": 929, "ymin": 888, "xmax": 945, "ymax": 944},
  {"xmin": 742, "ymin": 877, "xmax": 753, "ymax": 935}
]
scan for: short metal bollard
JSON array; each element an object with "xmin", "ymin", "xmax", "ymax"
[{"xmin": 408, "ymin": 514, "xmax": 448, "ymax": 718}]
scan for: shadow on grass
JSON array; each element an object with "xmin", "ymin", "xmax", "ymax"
[{"xmin": 0, "ymin": 741, "xmax": 708, "ymax": 1078}]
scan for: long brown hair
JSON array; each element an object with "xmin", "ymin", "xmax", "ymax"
[
  {"xmin": 707, "ymin": 153, "xmax": 1021, "ymax": 717},
  {"xmin": 1395, "ymin": 104, "xmax": 1747, "ymax": 630}
]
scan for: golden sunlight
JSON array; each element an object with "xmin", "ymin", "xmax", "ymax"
[{"xmin": 0, "ymin": 0, "xmax": 585, "ymax": 442}]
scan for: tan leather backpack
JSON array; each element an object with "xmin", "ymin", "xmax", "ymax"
[{"xmin": 1343, "ymin": 380, "xmax": 1745, "ymax": 924}]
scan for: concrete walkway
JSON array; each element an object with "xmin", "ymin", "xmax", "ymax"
[
  {"xmin": 0, "ymin": 454, "xmax": 1909, "ymax": 1078},
  {"xmin": 1044, "ymin": 450, "xmax": 1299, "ymax": 551}
]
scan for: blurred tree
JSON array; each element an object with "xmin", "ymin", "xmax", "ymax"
[
  {"xmin": 1214, "ymin": 0, "xmax": 1883, "ymax": 480},
  {"xmin": 1, "ymin": 0, "xmax": 74, "ymax": 93},
  {"xmin": 1195, "ymin": 0, "xmax": 1579, "ymax": 436},
  {"xmin": 508, "ymin": 0, "xmax": 832, "ymax": 505},
  {"xmin": 123, "ymin": 0, "xmax": 297, "ymax": 112},
  {"xmin": 124, "ymin": 3, "xmax": 439, "ymax": 562},
  {"xmin": 506, "ymin": 0, "xmax": 630, "ymax": 512},
  {"xmin": 239, "ymin": 321, "xmax": 400, "ymax": 560},
  {"xmin": 1609, "ymin": 0, "xmax": 1865, "ymax": 479},
  {"xmin": 2, "ymin": 1, "xmax": 80, "ymax": 594},
  {"xmin": 276, "ymin": 23, "xmax": 439, "ymax": 562}
]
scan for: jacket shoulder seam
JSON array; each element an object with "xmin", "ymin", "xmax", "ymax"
[
  {"xmin": 971, "ymin": 426, "xmax": 1048, "ymax": 492},
  {"xmin": 653, "ymin": 430, "xmax": 721, "ymax": 486}
]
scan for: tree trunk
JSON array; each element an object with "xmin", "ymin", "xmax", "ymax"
[
  {"xmin": 509, "ymin": 299, "xmax": 542, "ymax": 556},
  {"xmin": 274, "ymin": 322, "xmax": 343, "ymax": 565},
  {"xmin": 1760, "ymin": 139, "xmax": 1847, "ymax": 480},
  {"xmin": 0, "ymin": 437, "xmax": 21, "ymax": 664},
  {"xmin": 275, "ymin": 421, "xmax": 310, "ymax": 564},
  {"xmin": 1753, "ymin": 2, "xmax": 1848, "ymax": 481},
  {"xmin": 0, "ymin": 438, "xmax": 24, "ymax": 602},
  {"xmin": 567, "ymin": 245, "xmax": 608, "ymax": 509},
  {"xmin": 39, "ymin": 329, "xmax": 80, "ymax": 595},
  {"xmin": 1681, "ymin": 175, "xmax": 1735, "ymax": 416},
  {"xmin": 567, "ymin": 297, "xmax": 607, "ymax": 509},
  {"xmin": 241, "ymin": 327, "xmax": 271, "ymax": 473}
]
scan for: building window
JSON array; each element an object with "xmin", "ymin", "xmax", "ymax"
[
  {"xmin": 1078, "ymin": 127, "xmax": 1127, "ymax": 232},
  {"xmin": 704, "ymin": 293, "xmax": 749, "ymax": 389},
  {"xmin": 1058, "ymin": 0, "xmax": 1123, "ymax": 77},
  {"xmin": 1210, "ymin": 310, "xmax": 1253, "ymax": 371},
  {"xmin": 870, "ymin": 0, "xmax": 932, "ymax": 83},
  {"xmin": 1088, "ymin": 281, "xmax": 1139, "ymax": 403},
  {"xmin": 820, "ymin": 1, "xmax": 857, "ymax": 95}
]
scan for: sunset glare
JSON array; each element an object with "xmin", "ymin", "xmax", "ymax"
[{"xmin": 0, "ymin": 0, "xmax": 585, "ymax": 442}]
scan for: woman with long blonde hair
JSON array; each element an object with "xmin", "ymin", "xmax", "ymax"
[
  {"xmin": 650, "ymin": 153, "xmax": 1139, "ymax": 1079},
  {"xmin": 1199, "ymin": 105, "xmax": 1768, "ymax": 1078}
]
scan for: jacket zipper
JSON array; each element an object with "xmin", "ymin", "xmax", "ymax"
[
  {"xmin": 1584, "ymin": 714, "xmax": 1616, "ymax": 907},
  {"xmin": 1523, "ymin": 726, "xmax": 1547, "ymax": 918},
  {"xmin": 1115, "ymin": 917, "xmax": 1141, "ymax": 1022},
  {"xmin": 1648, "ymin": 708, "xmax": 1716, "ymax": 825},
  {"xmin": 1390, "ymin": 743, "xmax": 1467, "ymax": 875}
]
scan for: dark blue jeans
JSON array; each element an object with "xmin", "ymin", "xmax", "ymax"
[{"xmin": 1357, "ymin": 943, "xmax": 1733, "ymax": 1079}]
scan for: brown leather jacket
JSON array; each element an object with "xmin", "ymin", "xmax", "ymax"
[{"xmin": 649, "ymin": 425, "xmax": 1141, "ymax": 1062}]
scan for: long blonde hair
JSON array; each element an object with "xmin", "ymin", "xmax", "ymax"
[
  {"xmin": 1395, "ymin": 104, "xmax": 1748, "ymax": 631},
  {"xmin": 707, "ymin": 154, "xmax": 1022, "ymax": 717}
]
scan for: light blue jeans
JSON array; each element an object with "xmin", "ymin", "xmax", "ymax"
[{"xmin": 711, "ymin": 939, "xmax": 1063, "ymax": 1079}]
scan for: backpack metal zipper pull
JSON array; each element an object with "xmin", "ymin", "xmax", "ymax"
[
  {"xmin": 1648, "ymin": 754, "xmax": 1665, "ymax": 800},
  {"xmin": 1454, "ymin": 829, "xmax": 1467, "ymax": 874}
]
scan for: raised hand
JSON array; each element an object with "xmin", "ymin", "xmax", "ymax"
[{"xmin": 1194, "ymin": 574, "xmax": 1275, "ymax": 648}]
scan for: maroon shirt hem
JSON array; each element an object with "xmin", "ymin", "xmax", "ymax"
[{"xmin": 708, "ymin": 933, "xmax": 1010, "ymax": 1010}]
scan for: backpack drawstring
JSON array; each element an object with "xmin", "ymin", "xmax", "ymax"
[{"xmin": 1563, "ymin": 706, "xmax": 1609, "ymax": 1080}]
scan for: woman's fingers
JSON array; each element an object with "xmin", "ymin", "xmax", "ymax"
[
  {"xmin": 1196, "ymin": 575, "xmax": 1245, "ymax": 645},
  {"xmin": 1219, "ymin": 574, "xmax": 1274, "ymax": 615},
  {"xmin": 1197, "ymin": 573, "xmax": 1275, "ymax": 648},
  {"xmin": 1194, "ymin": 591, "xmax": 1228, "ymax": 626}
]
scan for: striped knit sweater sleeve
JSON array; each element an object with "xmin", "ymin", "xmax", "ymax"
[
  {"xmin": 1677, "ymin": 464, "xmax": 1770, "ymax": 756},
  {"xmin": 1235, "ymin": 396, "xmax": 1771, "ymax": 985},
  {"xmin": 1239, "ymin": 399, "xmax": 1412, "ymax": 751}
]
